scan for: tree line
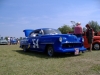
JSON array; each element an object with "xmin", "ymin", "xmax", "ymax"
[
  {"xmin": 1, "ymin": 20, "xmax": 100, "ymax": 40},
  {"xmin": 58, "ymin": 20, "xmax": 100, "ymax": 34}
]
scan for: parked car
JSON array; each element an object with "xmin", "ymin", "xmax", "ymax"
[
  {"xmin": 67, "ymin": 31, "xmax": 100, "ymax": 50},
  {"xmin": 20, "ymin": 28, "xmax": 86, "ymax": 57},
  {"xmin": 20, "ymin": 37, "xmax": 28, "ymax": 44},
  {"xmin": 0, "ymin": 39, "xmax": 8, "ymax": 45},
  {"xmin": 83, "ymin": 32, "xmax": 100, "ymax": 50},
  {"xmin": 10, "ymin": 38, "xmax": 18, "ymax": 45}
]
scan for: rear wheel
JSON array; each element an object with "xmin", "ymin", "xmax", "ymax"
[
  {"xmin": 93, "ymin": 43, "xmax": 100, "ymax": 50},
  {"xmin": 47, "ymin": 45, "xmax": 54, "ymax": 57}
]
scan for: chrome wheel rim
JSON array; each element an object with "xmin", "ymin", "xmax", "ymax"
[
  {"xmin": 48, "ymin": 47, "xmax": 53, "ymax": 57},
  {"xmin": 94, "ymin": 44, "xmax": 100, "ymax": 50}
]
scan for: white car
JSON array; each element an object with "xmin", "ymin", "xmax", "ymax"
[{"xmin": 0, "ymin": 39, "xmax": 8, "ymax": 45}]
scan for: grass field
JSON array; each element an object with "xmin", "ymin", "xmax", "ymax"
[{"xmin": 0, "ymin": 45, "xmax": 100, "ymax": 75}]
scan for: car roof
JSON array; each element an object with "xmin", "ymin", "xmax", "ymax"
[{"xmin": 35, "ymin": 28, "xmax": 57, "ymax": 30}]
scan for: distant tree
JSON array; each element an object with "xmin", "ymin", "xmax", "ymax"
[
  {"xmin": 19, "ymin": 37, "xmax": 23, "ymax": 40},
  {"xmin": 70, "ymin": 21, "xmax": 76, "ymax": 31},
  {"xmin": 88, "ymin": 21, "xmax": 100, "ymax": 32},
  {"xmin": 72, "ymin": 25, "xmax": 75, "ymax": 30},
  {"xmin": 83, "ymin": 27, "xmax": 86, "ymax": 32},
  {"xmin": 58, "ymin": 24, "xmax": 73, "ymax": 34},
  {"xmin": 5, "ymin": 37, "xmax": 8, "ymax": 40},
  {"xmin": 1, "ymin": 37, "xmax": 3, "ymax": 39},
  {"xmin": 17, "ymin": 38, "xmax": 19, "ymax": 40}
]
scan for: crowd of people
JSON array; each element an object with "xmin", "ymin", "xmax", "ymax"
[
  {"xmin": 73, "ymin": 22, "xmax": 94, "ymax": 52},
  {"xmin": 7, "ymin": 37, "xmax": 19, "ymax": 45}
]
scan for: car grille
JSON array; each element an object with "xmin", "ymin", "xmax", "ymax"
[
  {"xmin": 62, "ymin": 43, "xmax": 82, "ymax": 48},
  {"xmin": 2, "ymin": 42, "xmax": 7, "ymax": 43}
]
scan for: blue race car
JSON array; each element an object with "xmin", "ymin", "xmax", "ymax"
[{"xmin": 20, "ymin": 28, "xmax": 86, "ymax": 57}]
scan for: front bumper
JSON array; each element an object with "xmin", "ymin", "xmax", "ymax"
[
  {"xmin": 0, "ymin": 43, "xmax": 8, "ymax": 45},
  {"xmin": 55, "ymin": 47, "xmax": 86, "ymax": 53},
  {"xmin": 20, "ymin": 44, "xmax": 30, "ymax": 48}
]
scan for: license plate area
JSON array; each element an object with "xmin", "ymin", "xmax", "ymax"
[{"xmin": 74, "ymin": 48, "xmax": 79, "ymax": 55}]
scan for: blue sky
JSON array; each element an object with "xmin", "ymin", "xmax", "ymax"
[{"xmin": 0, "ymin": 0, "xmax": 100, "ymax": 38}]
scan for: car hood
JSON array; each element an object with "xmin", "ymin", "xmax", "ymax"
[
  {"xmin": 0, "ymin": 40, "xmax": 8, "ymax": 42},
  {"xmin": 23, "ymin": 29, "xmax": 34, "ymax": 37},
  {"xmin": 42, "ymin": 34, "xmax": 80, "ymax": 42},
  {"xmin": 93, "ymin": 36, "xmax": 100, "ymax": 40}
]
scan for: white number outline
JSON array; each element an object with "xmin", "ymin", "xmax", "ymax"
[{"xmin": 32, "ymin": 39, "xmax": 39, "ymax": 48}]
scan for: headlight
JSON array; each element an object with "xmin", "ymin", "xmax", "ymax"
[
  {"xmin": 59, "ymin": 37, "xmax": 62, "ymax": 42},
  {"xmin": 82, "ymin": 38, "xmax": 84, "ymax": 42}
]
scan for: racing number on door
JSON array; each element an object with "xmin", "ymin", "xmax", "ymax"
[{"xmin": 32, "ymin": 39, "xmax": 39, "ymax": 48}]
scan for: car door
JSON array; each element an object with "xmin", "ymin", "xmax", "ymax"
[{"xmin": 30, "ymin": 29, "xmax": 43, "ymax": 52}]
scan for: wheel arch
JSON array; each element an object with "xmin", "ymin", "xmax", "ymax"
[
  {"xmin": 92, "ymin": 42, "xmax": 100, "ymax": 50},
  {"xmin": 44, "ymin": 44, "xmax": 54, "ymax": 53},
  {"xmin": 93, "ymin": 40, "xmax": 100, "ymax": 44}
]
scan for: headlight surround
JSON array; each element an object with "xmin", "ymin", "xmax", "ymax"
[
  {"xmin": 82, "ymin": 38, "xmax": 84, "ymax": 42},
  {"xmin": 59, "ymin": 37, "xmax": 62, "ymax": 42}
]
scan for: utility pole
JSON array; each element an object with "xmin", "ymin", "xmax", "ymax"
[
  {"xmin": 71, "ymin": 21, "xmax": 76, "ymax": 30},
  {"xmin": 71, "ymin": 21, "xmax": 76, "ymax": 27}
]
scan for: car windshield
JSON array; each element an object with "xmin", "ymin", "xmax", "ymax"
[
  {"xmin": 43, "ymin": 28, "xmax": 62, "ymax": 35},
  {"xmin": 0, "ymin": 39, "xmax": 6, "ymax": 40}
]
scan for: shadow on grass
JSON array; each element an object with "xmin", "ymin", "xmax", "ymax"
[
  {"xmin": 13, "ymin": 50, "xmax": 81, "ymax": 59},
  {"xmin": 92, "ymin": 50, "xmax": 100, "ymax": 51}
]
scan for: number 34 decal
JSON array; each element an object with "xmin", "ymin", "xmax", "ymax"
[{"xmin": 32, "ymin": 39, "xmax": 39, "ymax": 48}]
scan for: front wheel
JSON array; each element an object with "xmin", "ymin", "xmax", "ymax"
[
  {"xmin": 93, "ymin": 43, "xmax": 100, "ymax": 50},
  {"xmin": 23, "ymin": 45, "xmax": 29, "ymax": 52},
  {"xmin": 47, "ymin": 45, "xmax": 54, "ymax": 57}
]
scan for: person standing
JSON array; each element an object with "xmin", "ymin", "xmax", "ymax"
[
  {"xmin": 8, "ymin": 37, "xmax": 10, "ymax": 45},
  {"xmin": 74, "ymin": 22, "xmax": 83, "ymax": 37},
  {"xmin": 85, "ymin": 24, "xmax": 94, "ymax": 51},
  {"xmin": 10, "ymin": 37, "xmax": 13, "ymax": 45}
]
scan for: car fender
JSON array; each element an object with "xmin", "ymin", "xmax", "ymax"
[{"xmin": 93, "ymin": 40, "xmax": 100, "ymax": 44}]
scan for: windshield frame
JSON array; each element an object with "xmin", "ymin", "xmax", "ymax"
[{"xmin": 43, "ymin": 28, "xmax": 62, "ymax": 35}]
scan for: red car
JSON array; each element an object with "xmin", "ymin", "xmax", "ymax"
[{"xmin": 83, "ymin": 32, "xmax": 100, "ymax": 50}]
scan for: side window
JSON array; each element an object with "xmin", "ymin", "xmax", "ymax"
[
  {"xmin": 29, "ymin": 29, "xmax": 43, "ymax": 37},
  {"xmin": 33, "ymin": 29, "xmax": 43, "ymax": 36},
  {"xmin": 39, "ymin": 30, "xmax": 42, "ymax": 34},
  {"xmin": 34, "ymin": 29, "xmax": 42, "ymax": 34},
  {"xmin": 30, "ymin": 32, "xmax": 36, "ymax": 37},
  {"xmin": 34, "ymin": 30, "xmax": 39, "ymax": 34}
]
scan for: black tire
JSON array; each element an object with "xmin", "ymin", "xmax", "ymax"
[
  {"xmin": 23, "ymin": 46, "xmax": 29, "ymax": 52},
  {"xmin": 47, "ymin": 45, "xmax": 54, "ymax": 57},
  {"xmin": 93, "ymin": 43, "xmax": 100, "ymax": 50}
]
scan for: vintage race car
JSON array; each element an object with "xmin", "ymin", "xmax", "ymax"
[{"xmin": 20, "ymin": 28, "xmax": 86, "ymax": 57}]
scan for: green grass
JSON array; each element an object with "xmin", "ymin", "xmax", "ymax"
[{"xmin": 0, "ymin": 45, "xmax": 100, "ymax": 75}]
